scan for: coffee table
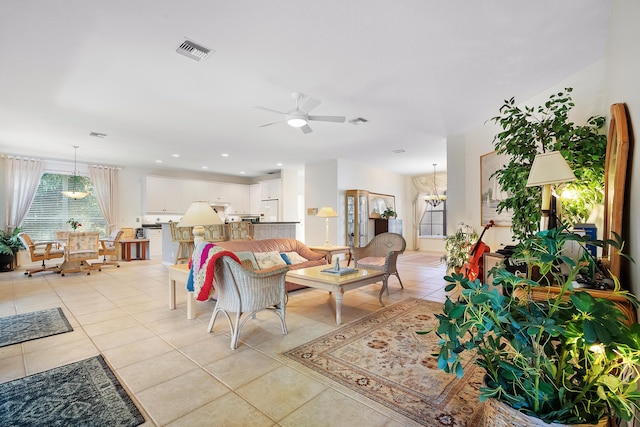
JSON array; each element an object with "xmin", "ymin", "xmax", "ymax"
[{"xmin": 286, "ymin": 265, "xmax": 385, "ymax": 325}]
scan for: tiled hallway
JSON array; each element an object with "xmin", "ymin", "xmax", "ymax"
[{"xmin": 0, "ymin": 252, "xmax": 449, "ymax": 426}]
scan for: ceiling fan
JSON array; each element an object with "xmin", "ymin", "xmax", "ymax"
[{"xmin": 256, "ymin": 92, "xmax": 346, "ymax": 134}]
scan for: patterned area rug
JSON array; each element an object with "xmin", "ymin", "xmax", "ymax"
[
  {"xmin": 0, "ymin": 355, "xmax": 144, "ymax": 427},
  {"xmin": 0, "ymin": 307, "xmax": 73, "ymax": 347},
  {"xmin": 284, "ymin": 298, "xmax": 485, "ymax": 426}
]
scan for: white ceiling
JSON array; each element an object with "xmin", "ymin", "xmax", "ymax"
[{"xmin": 0, "ymin": 0, "xmax": 610, "ymax": 178}]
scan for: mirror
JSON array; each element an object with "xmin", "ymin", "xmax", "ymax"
[{"xmin": 602, "ymin": 103, "xmax": 630, "ymax": 280}]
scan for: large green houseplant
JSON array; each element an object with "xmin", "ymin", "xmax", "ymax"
[
  {"xmin": 0, "ymin": 227, "xmax": 24, "ymax": 271},
  {"xmin": 490, "ymin": 88, "xmax": 607, "ymax": 241},
  {"xmin": 429, "ymin": 228, "xmax": 640, "ymax": 425}
]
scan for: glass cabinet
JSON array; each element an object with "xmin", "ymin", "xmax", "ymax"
[{"xmin": 345, "ymin": 190, "xmax": 370, "ymax": 247}]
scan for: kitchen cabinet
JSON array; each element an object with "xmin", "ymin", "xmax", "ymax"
[
  {"xmin": 249, "ymin": 184, "xmax": 261, "ymax": 214},
  {"xmin": 225, "ymin": 184, "xmax": 250, "ymax": 214},
  {"xmin": 146, "ymin": 177, "xmax": 184, "ymax": 213},
  {"xmin": 260, "ymin": 179, "xmax": 281, "ymax": 200},
  {"xmin": 147, "ymin": 229, "xmax": 162, "ymax": 258}
]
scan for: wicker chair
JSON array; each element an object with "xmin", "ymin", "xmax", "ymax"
[
  {"xmin": 206, "ymin": 255, "xmax": 288, "ymax": 349},
  {"xmin": 352, "ymin": 232, "xmax": 406, "ymax": 299},
  {"xmin": 98, "ymin": 229, "xmax": 124, "ymax": 268},
  {"xmin": 17, "ymin": 232, "xmax": 65, "ymax": 277}
]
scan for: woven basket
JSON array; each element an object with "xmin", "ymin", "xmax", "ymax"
[{"xmin": 480, "ymin": 398, "xmax": 609, "ymax": 427}]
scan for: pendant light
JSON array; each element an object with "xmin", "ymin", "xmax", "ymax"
[
  {"xmin": 424, "ymin": 163, "xmax": 446, "ymax": 208},
  {"xmin": 62, "ymin": 145, "xmax": 89, "ymax": 199}
]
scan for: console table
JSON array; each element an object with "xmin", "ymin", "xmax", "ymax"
[{"xmin": 120, "ymin": 238, "xmax": 149, "ymax": 261}]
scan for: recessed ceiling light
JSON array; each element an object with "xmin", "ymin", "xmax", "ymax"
[
  {"xmin": 155, "ymin": 160, "xmax": 163, "ymax": 163},
  {"xmin": 172, "ymin": 154, "xmax": 180, "ymax": 158},
  {"xmin": 202, "ymin": 166, "xmax": 208, "ymax": 169},
  {"xmin": 221, "ymin": 153, "xmax": 229, "ymax": 157},
  {"xmin": 240, "ymin": 171, "xmax": 245, "ymax": 174},
  {"xmin": 276, "ymin": 163, "xmax": 283, "ymax": 166}
]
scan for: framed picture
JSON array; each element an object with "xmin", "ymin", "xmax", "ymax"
[{"xmin": 480, "ymin": 151, "xmax": 512, "ymax": 227}]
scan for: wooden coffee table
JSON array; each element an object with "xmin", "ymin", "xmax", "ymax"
[{"xmin": 286, "ymin": 265, "xmax": 385, "ymax": 325}]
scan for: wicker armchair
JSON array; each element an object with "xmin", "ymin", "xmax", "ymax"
[
  {"xmin": 98, "ymin": 229, "xmax": 124, "ymax": 268},
  {"xmin": 352, "ymin": 232, "xmax": 406, "ymax": 299},
  {"xmin": 206, "ymin": 255, "xmax": 288, "ymax": 349},
  {"xmin": 18, "ymin": 232, "xmax": 65, "ymax": 277}
]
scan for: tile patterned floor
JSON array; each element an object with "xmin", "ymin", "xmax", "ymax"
[{"xmin": 0, "ymin": 251, "xmax": 449, "ymax": 426}]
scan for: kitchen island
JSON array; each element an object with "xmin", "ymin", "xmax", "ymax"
[{"xmin": 159, "ymin": 221, "xmax": 299, "ymax": 265}]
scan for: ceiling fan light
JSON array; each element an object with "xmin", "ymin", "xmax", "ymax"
[{"xmin": 287, "ymin": 117, "xmax": 307, "ymax": 128}]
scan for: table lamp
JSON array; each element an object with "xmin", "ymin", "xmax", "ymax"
[
  {"xmin": 178, "ymin": 201, "xmax": 223, "ymax": 246},
  {"xmin": 316, "ymin": 206, "xmax": 338, "ymax": 247},
  {"xmin": 526, "ymin": 151, "xmax": 576, "ymax": 229}
]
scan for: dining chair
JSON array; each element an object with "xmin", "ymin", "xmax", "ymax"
[
  {"xmin": 17, "ymin": 232, "xmax": 65, "ymax": 277},
  {"xmin": 98, "ymin": 229, "xmax": 124, "ymax": 268},
  {"xmin": 60, "ymin": 231, "xmax": 100, "ymax": 276}
]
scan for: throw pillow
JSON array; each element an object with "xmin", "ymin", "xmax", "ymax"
[
  {"xmin": 280, "ymin": 253, "xmax": 292, "ymax": 265},
  {"xmin": 235, "ymin": 251, "xmax": 259, "ymax": 270},
  {"xmin": 254, "ymin": 251, "xmax": 287, "ymax": 269},
  {"xmin": 285, "ymin": 251, "xmax": 308, "ymax": 265}
]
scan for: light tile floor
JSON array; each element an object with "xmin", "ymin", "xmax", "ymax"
[{"xmin": 0, "ymin": 251, "xmax": 449, "ymax": 426}]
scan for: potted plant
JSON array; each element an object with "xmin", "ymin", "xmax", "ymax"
[
  {"xmin": 428, "ymin": 227, "xmax": 640, "ymax": 425},
  {"xmin": 441, "ymin": 222, "xmax": 478, "ymax": 272},
  {"xmin": 0, "ymin": 227, "xmax": 24, "ymax": 271},
  {"xmin": 380, "ymin": 207, "xmax": 397, "ymax": 220},
  {"xmin": 490, "ymin": 88, "xmax": 607, "ymax": 241}
]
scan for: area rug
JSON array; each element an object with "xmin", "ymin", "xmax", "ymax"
[
  {"xmin": 0, "ymin": 307, "xmax": 73, "ymax": 348},
  {"xmin": 284, "ymin": 298, "xmax": 485, "ymax": 426},
  {"xmin": 0, "ymin": 355, "xmax": 145, "ymax": 427}
]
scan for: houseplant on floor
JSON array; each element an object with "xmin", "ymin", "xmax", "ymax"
[
  {"xmin": 0, "ymin": 227, "xmax": 24, "ymax": 271},
  {"xmin": 428, "ymin": 227, "xmax": 640, "ymax": 426},
  {"xmin": 441, "ymin": 222, "xmax": 478, "ymax": 273}
]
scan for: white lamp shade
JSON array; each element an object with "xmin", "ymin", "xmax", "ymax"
[
  {"xmin": 178, "ymin": 201, "xmax": 223, "ymax": 227},
  {"xmin": 526, "ymin": 151, "xmax": 576, "ymax": 187},
  {"xmin": 316, "ymin": 206, "xmax": 338, "ymax": 218}
]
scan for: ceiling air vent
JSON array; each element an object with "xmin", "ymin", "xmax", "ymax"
[
  {"xmin": 176, "ymin": 39, "xmax": 214, "ymax": 62},
  {"xmin": 348, "ymin": 117, "xmax": 368, "ymax": 125}
]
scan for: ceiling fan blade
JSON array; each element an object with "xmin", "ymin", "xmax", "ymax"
[
  {"xmin": 259, "ymin": 120, "xmax": 284, "ymax": 127},
  {"xmin": 301, "ymin": 97, "xmax": 321, "ymax": 113},
  {"xmin": 254, "ymin": 106, "xmax": 286, "ymax": 115},
  {"xmin": 301, "ymin": 124, "xmax": 313, "ymax": 134},
  {"xmin": 308, "ymin": 115, "xmax": 346, "ymax": 123}
]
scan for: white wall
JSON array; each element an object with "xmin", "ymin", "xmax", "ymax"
[
  {"xmin": 606, "ymin": 0, "xmax": 640, "ymax": 295},
  {"xmin": 450, "ymin": 61, "xmax": 607, "ymax": 253},
  {"xmin": 304, "ymin": 159, "xmax": 340, "ymax": 246}
]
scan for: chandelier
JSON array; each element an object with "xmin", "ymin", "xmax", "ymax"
[
  {"xmin": 424, "ymin": 163, "xmax": 446, "ymax": 208},
  {"xmin": 61, "ymin": 145, "xmax": 89, "ymax": 199}
]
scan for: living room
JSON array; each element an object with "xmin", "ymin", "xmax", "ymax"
[{"xmin": 1, "ymin": 1, "xmax": 640, "ymax": 426}]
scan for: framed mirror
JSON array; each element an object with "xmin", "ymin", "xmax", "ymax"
[{"xmin": 602, "ymin": 103, "xmax": 630, "ymax": 280}]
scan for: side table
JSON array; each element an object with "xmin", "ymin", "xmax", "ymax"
[
  {"xmin": 120, "ymin": 238, "xmax": 149, "ymax": 261},
  {"xmin": 308, "ymin": 245, "xmax": 352, "ymax": 265}
]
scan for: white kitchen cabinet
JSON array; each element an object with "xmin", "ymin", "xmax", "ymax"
[
  {"xmin": 146, "ymin": 177, "xmax": 183, "ymax": 213},
  {"xmin": 249, "ymin": 184, "xmax": 261, "ymax": 214},
  {"xmin": 260, "ymin": 179, "xmax": 281, "ymax": 200},
  {"xmin": 208, "ymin": 182, "xmax": 231, "ymax": 205},
  {"xmin": 147, "ymin": 229, "xmax": 162, "ymax": 258},
  {"xmin": 226, "ymin": 183, "xmax": 250, "ymax": 213}
]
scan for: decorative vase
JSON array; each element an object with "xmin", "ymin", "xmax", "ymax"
[{"xmin": 480, "ymin": 398, "xmax": 609, "ymax": 427}]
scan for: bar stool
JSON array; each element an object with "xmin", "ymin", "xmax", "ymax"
[{"xmin": 169, "ymin": 221, "xmax": 194, "ymax": 264}]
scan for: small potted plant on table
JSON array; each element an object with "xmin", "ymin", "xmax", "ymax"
[{"xmin": 429, "ymin": 227, "xmax": 640, "ymax": 426}]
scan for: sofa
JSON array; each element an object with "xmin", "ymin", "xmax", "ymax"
[{"xmin": 216, "ymin": 238, "xmax": 327, "ymax": 291}]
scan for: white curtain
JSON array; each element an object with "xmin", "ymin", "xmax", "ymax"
[
  {"xmin": 89, "ymin": 165, "xmax": 119, "ymax": 233},
  {"xmin": 412, "ymin": 172, "xmax": 447, "ymax": 250},
  {"xmin": 4, "ymin": 156, "xmax": 44, "ymax": 231}
]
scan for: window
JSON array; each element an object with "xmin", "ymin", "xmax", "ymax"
[
  {"xmin": 21, "ymin": 173, "xmax": 108, "ymax": 241},
  {"xmin": 419, "ymin": 199, "xmax": 446, "ymax": 237}
]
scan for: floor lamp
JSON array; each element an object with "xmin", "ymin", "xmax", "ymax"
[
  {"xmin": 178, "ymin": 201, "xmax": 224, "ymax": 247},
  {"xmin": 316, "ymin": 206, "xmax": 338, "ymax": 247},
  {"xmin": 526, "ymin": 151, "xmax": 576, "ymax": 230}
]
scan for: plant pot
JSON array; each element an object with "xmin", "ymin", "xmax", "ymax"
[
  {"xmin": 480, "ymin": 398, "xmax": 608, "ymax": 427},
  {"xmin": 0, "ymin": 253, "xmax": 14, "ymax": 272}
]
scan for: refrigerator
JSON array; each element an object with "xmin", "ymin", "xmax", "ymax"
[{"xmin": 259, "ymin": 199, "xmax": 278, "ymax": 222}]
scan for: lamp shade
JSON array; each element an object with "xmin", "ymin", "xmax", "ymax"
[
  {"xmin": 178, "ymin": 201, "xmax": 223, "ymax": 227},
  {"xmin": 526, "ymin": 151, "xmax": 576, "ymax": 187},
  {"xmin": 316, "ymin": 206, "xmax": 338, "ymax": 218}
]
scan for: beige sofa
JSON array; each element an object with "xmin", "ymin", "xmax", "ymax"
[{"xmin": 216, "ymin": 238, "xmax": 327, "ymax": 291}]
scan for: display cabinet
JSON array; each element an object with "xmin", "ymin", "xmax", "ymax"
[{"xmin": 346, "ymin": 190, "xmax": 369, "ymax": 247}]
